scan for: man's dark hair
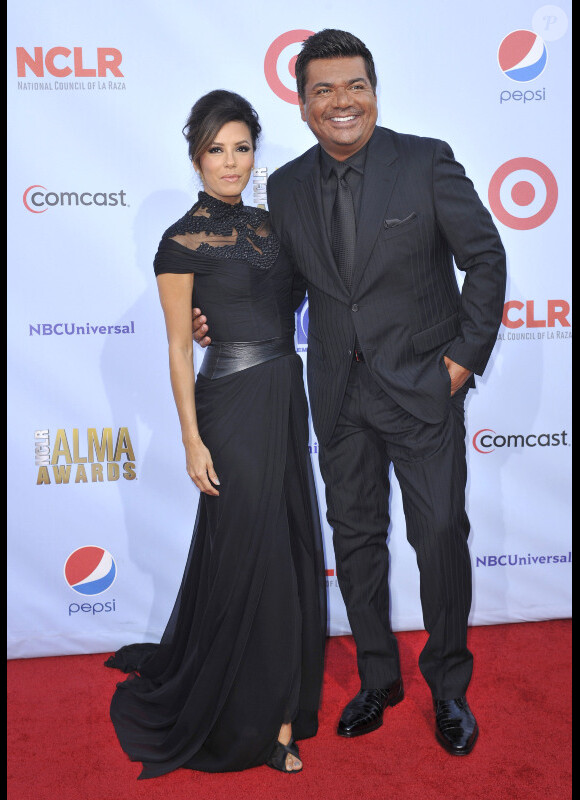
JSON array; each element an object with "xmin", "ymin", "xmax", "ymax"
[
  {"xmin": 183, "ymin": 90, "xmax": 261, "ymax": 166},
  {"xmin": 295, "ymin": 29, "xmax": 377, "ymax": 101}
]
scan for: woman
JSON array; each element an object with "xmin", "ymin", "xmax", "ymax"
[{"xmin": 105, "ymin": 90, "xmax": 326, "ymax": 778}]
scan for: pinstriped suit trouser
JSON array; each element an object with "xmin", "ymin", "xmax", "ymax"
[{"xmin": 318, "ymin": 360, "xmax": 473, "ymax": 700}]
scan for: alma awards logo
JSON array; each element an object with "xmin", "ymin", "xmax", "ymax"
[{"xmin": 34, "ymin": 427, "xmax": 136, "ymax": 485}]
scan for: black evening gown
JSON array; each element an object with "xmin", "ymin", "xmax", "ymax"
[{"xmin": 105, "ymin": 192, "xmax": 327, "ymax": 779}]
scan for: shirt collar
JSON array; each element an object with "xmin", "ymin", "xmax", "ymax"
[{"xmin": 319, "ymin": 135, "xmax": 371, "ymax": 181}]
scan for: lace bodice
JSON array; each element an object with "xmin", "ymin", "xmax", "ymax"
[
  {"xmin": 161, "ymin": 191, "xmax": 280, "ymax": 271},
  {"xmin": 153, "ymin": 193, "xmax": 296, "ymax": 344}
]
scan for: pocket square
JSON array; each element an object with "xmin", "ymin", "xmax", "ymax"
[{"xmin": 384, "ymin": 212, "xmax": 417, "ymax": 228}]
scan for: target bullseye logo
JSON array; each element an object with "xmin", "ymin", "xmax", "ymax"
[
  {"xmin": 64, "ymin": 546, "xmax": 117, "ymax": 595},
  {"xmin": 498, "ymin": 30, "xmax": 548, "ymax": 82},
  {"xmin": 488, "ymin": 158, "xmax": 557, "ymax": 230},
  {"xmin": 264, "ymin": 30, "xmax": 314, "ymax": 104}
]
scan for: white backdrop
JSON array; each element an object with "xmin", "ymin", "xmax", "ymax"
[{"xmin": 7, "ymin": 0, "xmax": 571, "ymax": 659}]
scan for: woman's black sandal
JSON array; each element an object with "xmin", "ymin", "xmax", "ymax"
[{"xmin": 266, "ymin": 737, "xmax": 302, "ymax": 773}]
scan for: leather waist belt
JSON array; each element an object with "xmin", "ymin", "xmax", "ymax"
[{"xmin": 199, "ymin": 336, "xmax": 295, "ymax": 380}]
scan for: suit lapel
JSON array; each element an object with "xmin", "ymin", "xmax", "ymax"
[
  {"xmin": 292, "ymin": 146, "xmax": 348, "ymax": 295},
  {"xmin": 351, "ymin": 128, "xmax": 400, "ymax": 295},
  {"xmin": 291, "ymin": 129, "xmax": 400, "ymax": 298}
]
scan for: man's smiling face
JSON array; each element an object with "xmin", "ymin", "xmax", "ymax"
[{"xmin": 298, "ymin": 55, "xmax": 378, "ymax": 161}]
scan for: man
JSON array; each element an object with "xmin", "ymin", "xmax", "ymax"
[{"xmin": 194, "ymin": 29, "xmax": 506, "ymax": 755}]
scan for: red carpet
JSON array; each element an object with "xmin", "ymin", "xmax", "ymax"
[{"xmin": 7, "ymin": 620, "xmax": 571, "ymax": 800}]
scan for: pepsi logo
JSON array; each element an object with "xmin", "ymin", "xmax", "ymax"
[
  {"xmin": 64, "ymin": 546, "xmax": 117, "ymax": 595},
  {"xmin": 488, "ymin": 158, "xmax": 558, "ymax": 230},
  {"xmin": 498, "ymin": 30, "xmax": 548, "ymax": 82},
  {"xmin": 264, "ymin": 30, "xmax": 314, "ymax": 104}
]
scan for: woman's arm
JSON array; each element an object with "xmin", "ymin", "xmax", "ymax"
[{"xmin": 156, "ymin": 272, "xmax": 220, "ymax": 495}]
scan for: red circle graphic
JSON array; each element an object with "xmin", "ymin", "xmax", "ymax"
[
  {"xmin": 264, "ymin": 30, "xmax": 314, "ymax": 104},
  {"xmin": 511, "ymin": 181, "xmax": 535, "ymax": 206},
  {"xmin": 488, "ymin": 158, "xmax": 557, "ymax": 230}
]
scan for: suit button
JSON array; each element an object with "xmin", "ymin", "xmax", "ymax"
[{"xmin": 351, "ymin": 304, "xmax": 359, "ymax": 312}]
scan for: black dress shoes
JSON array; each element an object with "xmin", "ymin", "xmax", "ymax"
[
  {"xmin": 337, "ymin": 679, "xmax": 404, "ymax": 737},
  {"xmin": 434, "ymin": 696, "xmax": 479, "ymax": 755}
]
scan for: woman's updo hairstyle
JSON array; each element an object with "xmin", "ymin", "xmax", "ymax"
[{"xmin": 183, "ymin": 90, "xmax": 262, "ymax": 167}]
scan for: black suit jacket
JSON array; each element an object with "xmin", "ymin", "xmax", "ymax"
[{"xmin": 267, "ymin": 126, "xmax": 506, "ymax": 445}]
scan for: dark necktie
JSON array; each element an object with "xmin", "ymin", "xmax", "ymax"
[{"xmin": 331, "ymin": 163, "xmax": 356, "ymax": 291}]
